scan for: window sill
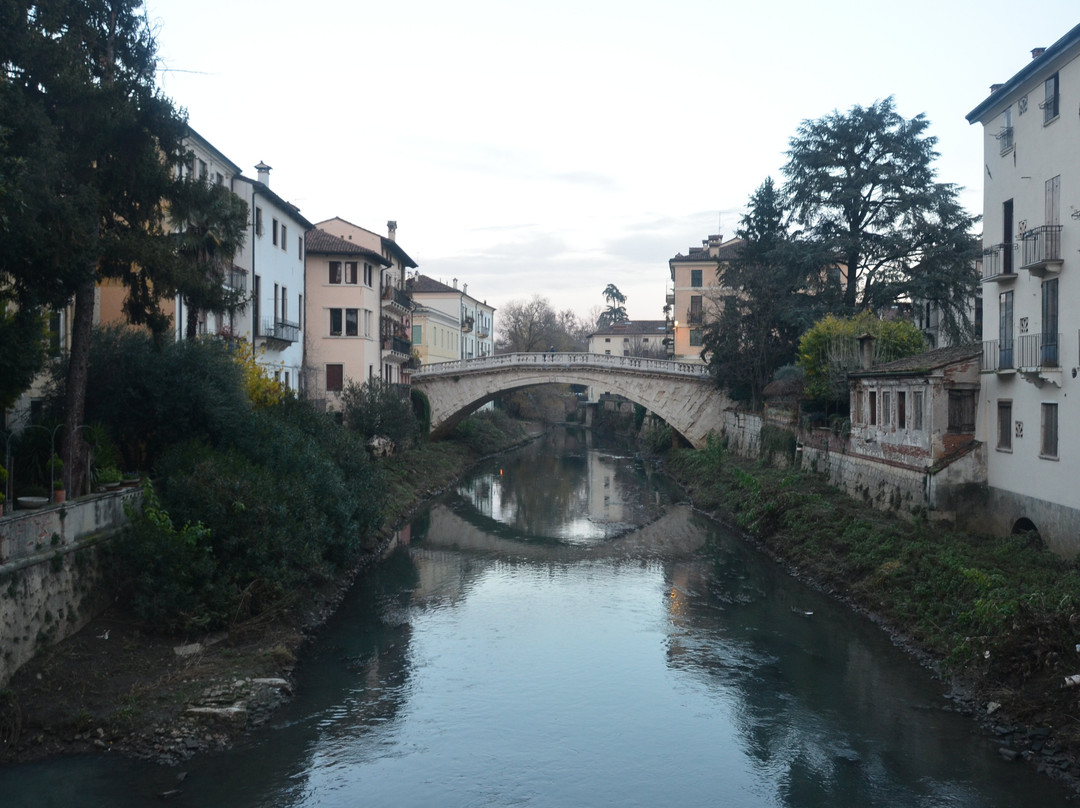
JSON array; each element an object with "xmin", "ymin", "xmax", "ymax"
[
  {"xmin": 1039, "ymin": 453, "xmax": 1060, "ymax": 461},
  {"xmin": 996, "ymin": 446, "xmax": 1013, "ymax": 453},
  {"xmin": 1043, "ymin": 113, "xmax": 1060, "ymax": 127}
]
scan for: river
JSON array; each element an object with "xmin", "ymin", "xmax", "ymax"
[{"xmin": 1, "ymin": 427, "xmax": 1073, "ymax": 806}]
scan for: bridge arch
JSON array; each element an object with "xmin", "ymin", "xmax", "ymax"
[{"xmin": 411, "ymin": 353, "xmax": 731, "ymax": 449}]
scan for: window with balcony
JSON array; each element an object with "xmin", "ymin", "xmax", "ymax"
[
  {"xmin": 1043, "ymin": 72, "xmax": 1060, "ymax": 124},
  {"xmin": 689, "ymin": 295, "xmax": 703, "ymax": 324},
  {"xmin": 327, "ymin": 364, "xmax": 344, "ymax": 393},
  {"xmin": 1041, "ymin": 402, "xmax": 1058, "ymax": 458},
  {"xmin": 998, "ymin": 106, "xmax": 1014, "ymax": 154},
  {"xmin": 999, "ymin": 290, "xmax": 1014, "ymax": 368},
  {"xmin": 1042, "ymin": 278, "xmax": 1059, "ymax": 366},
  {"xmin": 1002, "ymin": 198, "xmax": 1014, "ymax": 275},
  {"xmin": 997, "ymin": 400, "xmax": 1012, "ymax": 450}
]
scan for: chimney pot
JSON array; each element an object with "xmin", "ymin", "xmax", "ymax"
[
  {"xmin": 857, "ymin": 333, "xmax": 875, "ymax": 371},
  {"xmin": 255, "ymin": 161, "xmax": 272, "ymax": 186},
  {"xmin": 387, "ymin": 220, "xmax": 397, "ymax": 241},
  {"xmin": 1032, "ymin": 47, "xmax": 1046, "ymax": 60},
  {"xmin": 990, "ymin": 83, "xmax": 1004, "ymax": 94}
]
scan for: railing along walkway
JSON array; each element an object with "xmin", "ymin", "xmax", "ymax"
[{"xmin": 413, "ymin": 352, "xmax": 710, "ymax": 379}]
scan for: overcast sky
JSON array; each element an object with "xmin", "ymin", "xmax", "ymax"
[{"xmin": 146, "ymin": 0, "xmax": 1078, "ymax": 323}]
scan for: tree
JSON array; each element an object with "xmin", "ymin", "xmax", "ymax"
[
  {"xmin": 0, "ymin": 2, "xmax": 203, "ymax": 494},
  {"xmin": 797, "ymin": 311, "xmax": 926, "ymax": 403},
  {"xmin": 598, "ymin": 283, "xmax": 628, "ymax": 327},
  {"xmin": 496, "ymin": 295, "xmax": 560, "ymax": 352},
  {"xmin": 702, "ymin": 178, "xmax": 831, "ymax": 407},
  {"xmin": 168, "ymin": 174, "xmax": 250, "ymax": 340},
  {"xmin": 783, "ymin": 97, "xmax": 979, "ymax": 343}
]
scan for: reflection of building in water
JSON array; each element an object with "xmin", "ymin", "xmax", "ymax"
[{"xmin": 585, "ymin": 450, "xmax": 629, "ymax": 527}]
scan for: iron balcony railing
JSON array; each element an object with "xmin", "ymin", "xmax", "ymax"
[
  {"xmin": 997, "ymin": 126, "xmax": 1014, "ymax": 154},
  {"xmin": 1020, "ymin": 225, "xmax": 1063, "ymax": 272},
  {"xmin": 382, "ymin": 285, "xmax": 411, "ymax": 310},
  {"xmin": 382, "ymin": 334, "xmax": 411, "ymax": 356},
  {"xmin": 983, "ymin": 334, "xmax": 1061, "ymax": 371},
  {"xmin": 224, "ymin": 267, "xmax": 247, "ymax": 292},
  {"xmin": 981, "ymin": 243, "xmax": 1016, "ymax": 281},
  {"xmin": 261, "ymin": 316, "xmax": 300, "ymax": 343}
]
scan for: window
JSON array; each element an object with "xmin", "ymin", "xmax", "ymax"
[
  {"xmin": 897, "ymin": 391, "xmax": 906, "ymax": 429},
  {"xmin": 363, "ymin": 263, "xmax": 373, "ymax": 286},
  {"xmin": 1041, "ymin": 402, "xmax": 1058, "ymax": 458},
  {"xmin": 255, "ymin": 207, "xmax": 263, "ymax": 236},
  {"xmin": 345, "ymin": 262, "xmax": 358, "ymax": 284},
  {"xmin": 855, "ymin": 390, "xmax": 864, "ymax": 426},
  {"xmin": 882, "ymin": 391, "xmax": 892, "ymax": 426},
  {"xmin": 329, "ymin": 262, "xmax": 342, "ymax": 284},
  {"xmin": 689, "ymin": 295, "xmax": 703, "ymax": 324},
  {"xmin": 215, "ymin": 172, "xmax": 224, "ymax": 186},
  {"xmin": 252, "ymin": 275, "xmax": 261, "ymax": 335},
  {"xmin": 689, "ymin": 328, "xmax": 703, "ymax": 347},
  {"xmin": 48, "ymin": 310, "xmax": 64, "ymax": 357},
  {"xmin": 997, "ymin": 400, "xmax": 1012, "ymax": 450},
  {"xmin": 999, "ymin": 290, "xmax": 1014, "ymax": 368},
  {"xmin": 363, "ymin": 309, "xmax": 373, "ymax": 337},
  {"xmin": 869, "ymin": 391, "xmax": 877, "ymax": 425},
  {"xmin": 912, "ymin": 390, "xmax": 924, "ymax": 431},
  {"xmin": 326, "ymin": 364, "xmax": 344, "ymax": 393},
  {"xmin": 345, "ymin": 308, "xmax": 358, "ymax": 336},
  {"xmin": 1043, "ymin": 72, "xmax": 1059, "ymax": 124},
  {"xmin": 999, "ymin": 106, "xmax": 1014, "ymax": 154},
  {"xmin": 329, "ymin": 309, "xmax": 342, "ymax": 336},
  {"xmin": 1042, "ymin": 278, "xmax": 1059, "ymax": 366},
  {"xmin": 281, "ymin": 286, "xmax": 287, "ymax": 322},
  {"xmin": 281, "ymin": 224, "xmax": 287, "ymax": 251},
  {"xmin": 272, "ymin": 218, "xmax": 279, "ymax": 246},
  {"xmin": 947, "ymin": 390, "xmax": 976, "ymax": 434},
  {"xmin": 1002, "ymin": 199, "xmax": 1013, "ymax": 274},
  {"xmin": 691, "ymin": 269, "xmax": 703, "ymax": 287},
  {"xmin": 413, "ymin": 324, "xmax": 423, "ymax": 344},
  {"xmin": 298, "ymin": 237, "xmax": 303, "ymax": 260},
  {"xmin": 198, "ymin": 159, "xmax": 207, "ymax": 179}
]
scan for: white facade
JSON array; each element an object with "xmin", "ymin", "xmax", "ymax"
[
  {"xmin": 233, "ymin": 166, "xmax": 312, "ymax": 393},
  {"xmin": 966, "ymin": 24, "xmax": 1080, "ymax": 554}
]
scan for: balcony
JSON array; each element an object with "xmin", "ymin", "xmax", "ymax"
[
  {"xmin": 476, "ymin": 325, "xmax": 490, "ymax": 339},
  {"xmin": 981, "ymin": 339, "xmax": 1014, "ymax": 373},
  {"xmin": 382, "ymin": 285, "xmax": 411, "ymax": 312},
  {"xmin": 981, "ymin": 243, "xmax": 1016, "ymax": 283},
  {"xmin": 224, "ymin": 267, "xmax": 248, "ymax": 292},
  {"xmin": 687, "ymin": 308, "xmax": 703, "ymax": 325},
  {"xmin": 461, "ymin": 316, "xmax": 474, "ymax": 334},
  {"xmin": 261, "ymin": 316, "xmax": 300, "ymax": 345},
  {"xmin": 1020, "ymin": 225, "xmax": 1063, "ymax": 276},
  {"xmin": 997, "ymin": 126, "xmax": 1014, "ymax": 155},
  {"xmin": 666, "ymin": 291, "xmax": 675, "ymax": 306},
  {"xmin": 382, "ymin": 334, "xmax": 411, "ymax": 361}
]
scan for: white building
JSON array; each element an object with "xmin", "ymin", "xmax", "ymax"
[
  {"xmin": 408, "ymin": 275, "xmax": 495, "ymax": 365},
  {"xmin": 233, "ymin": 163, "xmax": 312, "ymax": 393},
  {"xmin": 966, "ymin": 23, "xmax": 1080, "ymax": 554}
]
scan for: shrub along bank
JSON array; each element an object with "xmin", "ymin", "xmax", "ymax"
[{"xmin": 665, "ymin": 435, "xmax": 1080, "ymax": 774}]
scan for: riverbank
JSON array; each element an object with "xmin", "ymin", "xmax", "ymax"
[
  {"xmin": 661, "ymin": 439, "xmax": 1080, "ymax": 796},
  {"xmin": 0, "ymin": 415, "xmax": 539, "ymax": 767}
]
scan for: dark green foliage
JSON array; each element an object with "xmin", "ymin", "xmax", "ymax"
[
  {"xmin": 450, "ymin": 409, "xmax": 526, "ymax": 455},
  {"xmin": 759, "ymin": 425, "xmax": 797, "ymax": 464},
  {"xmin": 784, "ymin": 97, "xmax": 979, "ymax": 342},
  {"xmin": 342, "ymin": 379, "xmax": 421, "ymax": 450},
  {"xmin": 0, "ymin": 305, "xmax": 48, "ymax": 410},
  {"xmin": 703, "ymin": 178, "xmax": 832, "ymax": 407}
]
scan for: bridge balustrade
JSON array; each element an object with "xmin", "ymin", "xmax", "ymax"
[{"xmin": 414, "ymin": 352, "xmax": 709, "ymax": 379}]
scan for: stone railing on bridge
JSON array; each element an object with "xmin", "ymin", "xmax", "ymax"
[{"xmin": 413, "ymin": 352, "xmax": 710, "ymax": 379}]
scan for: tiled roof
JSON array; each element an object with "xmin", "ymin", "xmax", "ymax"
[
  {"xmin": 670, "ymin": 238, "xmax": 744, "ymax": 263},
  {"xmin": 305, "ymin": 228, "xmax": 390, "ymax": 263},
  {"xmin": 589, "ymin": 319, "xmax": 668, "ymax": 338},
  {"xmin": 850, "ymin": 344, "xmax": 981, "ymax": 377},
  {"xmin": 409, "ymin": 275, "xmax": 461, "ymax": 294}
]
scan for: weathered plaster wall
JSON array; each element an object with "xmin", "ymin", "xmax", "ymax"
[{"xmin": 0, "ymin": 489, "xmax": 137, "ymax": 687}]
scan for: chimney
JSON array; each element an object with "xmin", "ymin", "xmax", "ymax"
[
  {"xmin": 453, "ymin": 278, "xmax": 458, "ymax": 289},
  {"xmin": 1032, "ymin": 47, "xmax": 1046, "ymax": 60},
  {"xmin": 387, "ymin": 220, "xmax": 397, "ymax": 242},
  {"xmin": 990, "ymin": 83, "xmax": 1004, "ymax": 94},
  {"xmin": 463, "ymin": 282, "xmax": 468, "ymax": 295},
  {"xmin": 255, "ymin": 161, "xmax": 271, "ymax": 186},
  {"xmin": 857, "ymin": 333, "xmax": 875, "ymax": 371}
]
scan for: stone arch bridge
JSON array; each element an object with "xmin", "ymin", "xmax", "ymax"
[{"xmin": 411, "ymin": 353, "xmax": 728, "ymax": 448}]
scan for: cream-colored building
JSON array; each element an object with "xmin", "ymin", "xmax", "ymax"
[
  {"xmin": 966, "ymin": 23, "xmax": 1080, "ymax": 554},
  {"xmin": 667, "ymin": 234, "xmax": 742, "ymax": 361},
  {"xmin": 408, "ymin": 275, "xmax": 496, "ymax": 366},
  {"xmin": 303, "ymin": 228, "xmax": 391, "ymax": 410},
  {"xmin": 314, "ymin": 218, "xmax": 417, "ymax": 385}
]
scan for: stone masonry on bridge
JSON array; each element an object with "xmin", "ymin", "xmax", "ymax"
[{"xmin": 411, "ymin": 353, "xmax": 731, "ymax": 449}]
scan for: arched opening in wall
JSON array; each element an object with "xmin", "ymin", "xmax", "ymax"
[{"xmin": 1011, "ymin": 517, "xmax": 1043, "ymax": 548}]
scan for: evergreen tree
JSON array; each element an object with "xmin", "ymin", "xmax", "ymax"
[
  {"xmin": 783, "ymin": 97, "xmax": 979, "ymax": 343},
  {"xmin": 702, "ymin": 178, "xmax": 830, "ymax": 407},
  {"xmin": 599, "ymin": 283, "xmax": 628, "ymax": 327}
]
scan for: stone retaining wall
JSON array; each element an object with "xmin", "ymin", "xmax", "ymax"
[{"xmin": 0, "ymin": 489, "xmax": 138, "ymax": 687}]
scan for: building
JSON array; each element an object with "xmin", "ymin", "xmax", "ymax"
[
  {"xmin": 583, "ymin": 320, "xmax": 668, "ymax": 402},
  {"xmin": 408, "ymin": 275, "xmax": 496, "ymax": 366},
  {"xmin": 667, "ymin": 234, "xmax": 743, "ymax": 361},
  {"xmin": 303, "ymin": 228, "xmax": 391, "ymax": 410},
  {"xmin": 314, "ymin": 218, "xmax": 417, "ymax": 385},
  {"xmin": 965, "ymin": 24, "xmax": 1080, "ymax": 553},
  {"xmin": 232, "ymin": 163, "xmax": 312, "ymax": 393}
]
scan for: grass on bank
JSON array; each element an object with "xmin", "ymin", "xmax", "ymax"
[{"xmin": 665, "ymin": 436, "xmax": 1080, "ymax": 724}]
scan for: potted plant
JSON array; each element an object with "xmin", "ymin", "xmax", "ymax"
[
  {"xmin": 95, "ymin": 466, "xmax": 122, "ymax": 491},
  {"xmin": 48, "ymin": 455, "xmax": 65, "ymax": 503},
  {"xmin": 121, "ymin": 471, "xmax": 141, "ymax": 488}
]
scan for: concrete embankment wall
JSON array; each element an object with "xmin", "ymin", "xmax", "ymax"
[{"xmin": 0, "ymin": 490, "xmax": 138, "ymax": 687}]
